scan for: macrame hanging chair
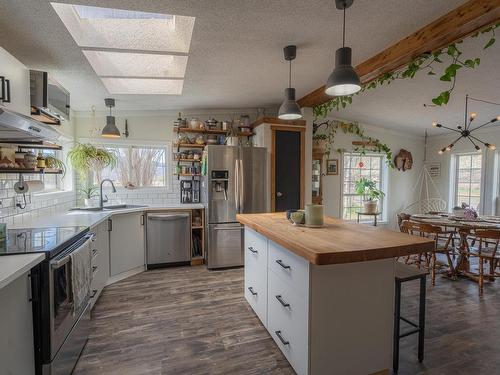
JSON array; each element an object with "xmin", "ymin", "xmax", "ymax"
[{"xmin": 400, "ymin": 131, "xmax": 446, "ymax": 215}]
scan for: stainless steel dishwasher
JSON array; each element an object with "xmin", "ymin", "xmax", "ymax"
[{"xmin": 146, "ymin": 212, "xmax": 191, "ymax": 269}]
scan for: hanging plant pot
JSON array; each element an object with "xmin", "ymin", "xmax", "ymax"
[
  {"xmin": 313, "ymin": 139, "xmax": 327, "ymax": 152},
  {"xmin": 363, "ymin": 200, "xmax": 378, "ymax": 214}
]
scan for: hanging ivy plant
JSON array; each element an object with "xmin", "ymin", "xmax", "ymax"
[
  {"xmin": 314, "ymin": 22, "xmax": 499, "ymax": 118},
  {"xmin": 313, "ymin": 120, "xmax": 394, "ymax": 168}
]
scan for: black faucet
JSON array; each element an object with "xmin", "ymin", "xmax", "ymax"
[{"xmin": 99, "ymin": 179, "xmax": 117, "ymax": 209}]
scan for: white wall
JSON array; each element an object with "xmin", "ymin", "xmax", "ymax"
[
  {"xmin": 426, "ymin": 127, "xmax": 500, "ymax": 215},
  {"xmin": 318, "ymin": 119, "xmax": 425, "ymax": 229}
]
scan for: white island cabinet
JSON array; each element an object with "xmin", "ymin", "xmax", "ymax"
[
  {"xmin": 90, "ymin": 219, "xmax": 111, "ymax": 309},
  {"xmin": 240, "ymin": 213, "xmax": 435, "ymax": 375},
  {"xmin": 109, "ymin": 212, "xmax": 145, "ymax": 278}
]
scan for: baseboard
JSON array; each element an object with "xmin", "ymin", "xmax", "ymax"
[
  {"xmin": 369, "ymin": 370, "xmax": 389, "ymax": 375},
  {"xmin": 105, "ymin": 266, "xmax": 146, "ymax": 287}
]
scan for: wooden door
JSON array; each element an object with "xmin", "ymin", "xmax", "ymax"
[{"xmin": 271, "ymin": 126, "xmax": 305, "ymax": 212}]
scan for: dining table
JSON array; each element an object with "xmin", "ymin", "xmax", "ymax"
[{"xmin": 409, "ymin": 213, "xmax": 500, "ymax": 280}]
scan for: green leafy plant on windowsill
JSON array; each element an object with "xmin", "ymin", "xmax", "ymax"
[
  {"xmin": 78, "ymin": 186, "xmax": 99, "ymax": 200},
  {"xmin": 314, "ymin": 22, "xmax": 499, "ymax": 118},
  {"xmin": 354, "ymin": 177, "xmax": 385, "ymax": 202},
  {"xmin": 313, "ymin": 120, "xmax": 394, "ymax": 168}
]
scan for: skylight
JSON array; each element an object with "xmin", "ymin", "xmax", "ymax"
[
  {"xmin": 101, "ymin": 78, "xmax": 184, "ymax": 95},
  {"xmin": 83, "ymin": 51, "xmax": 188, "ymax": 78},
  {"xmin": 51, "ymin": 3, "xmax": 195, "ymax": 53}
]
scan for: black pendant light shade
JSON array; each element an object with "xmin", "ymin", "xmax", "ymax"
[
  {"xmin": 102, "ymin": 98, "xmax": 120, "ymax": 138},
  {"xmin": 325, "ymin": 47, "xmax": 361, "ymax": 96},
  {"xmin": 325, "ymin": 0, "xmax": 361, "ymax": 97},
  {"xmin": 278, "ymin": 45, "xmax": 302, "ymax": 120}
]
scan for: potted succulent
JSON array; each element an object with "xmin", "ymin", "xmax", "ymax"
[
  {"xmin": 354, "ymin": 177, "xmax": 385, "ymax": 214},
  {"xmin": 78, "ymin": 186, "xmax": 99, "ymax": 207}
]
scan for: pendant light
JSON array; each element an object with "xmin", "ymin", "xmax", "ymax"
[
  {"xmin": 325, "ymin": 0, "xmax": 361, "ymax": 97},
  {"xmin": 278, "ymin": 45, "xmax": 302, "ymax": 120},
  {"xmin": 102, "ymin": 98, "xmax": 120, "ymax": 138}
]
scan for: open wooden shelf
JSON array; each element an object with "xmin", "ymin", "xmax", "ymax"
[
  {"xmin": 174, "ymin": 158, "xmax": 201, "ymax": 163},
  {"xmin": 175, "ymin": 128, "xmax": 228, "ymax": 135},
  {"xmin": 0, "ymin": 141, "xmax": 62, "ymax": 150},
  {"xmin": 237, "ymin": 132, "xmax": 254, "ymax": 137},
  {"xmin": 191, "ymin": 226, "xmax": 204, "ymax": 230},
  {"xmin": 175, "ymin": 143, "xmax": 205, "ymax": 149},
  {"xmin": 0, "ymin": 168, "xmax": 63, "ymax": 174},
  {"xmin": 175, "ymin": 173, "xmax": 202, "ymax": 177}
]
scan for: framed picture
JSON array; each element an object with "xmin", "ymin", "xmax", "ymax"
[
  {"xmin": 326, "ymin": 159, "xmax": 339, "ymax": 175},
  {"xmin": 425, "ymin": 163, "xmax": 441, "ymax": 178}
]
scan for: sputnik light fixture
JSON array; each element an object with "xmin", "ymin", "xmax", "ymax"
[
  {"xmin": 101, "ymin": 98, "xmax": 121, "ymax": 138},
  {"xmin": 278, "ymin": 45, "xmax": 302, "ymax": 120},
  {"xmin": 434, "ymin": 95, "xmax": 500, "ymax": 154},
  {"xmin": 325, "ymin": 0, "xmax": 361, "ymax": 97}
]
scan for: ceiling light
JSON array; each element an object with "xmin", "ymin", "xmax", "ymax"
[
  {"xmin": 102, "ymin": 98, "xmax": 120, "ymax": 138},
  {"xmin": 83, "ymin": 51, "xmax": 188, "ymax": 78},
  {"xmin": 100, "ymin": 78, "xmax": 184, "ymax": 95},
  {"xmin": 51, "ymin": 2, "xmax": 195, "ymax": 53},
  {"xmin": 325, "ymin": 0, "xmax": 361, "ymax": 97},
  {"xmin": 278, "ymin": 45, "xmax": 302, "ymax": 120},
  {"xmin": 433, "ymin": 95, "xmax": 500, "ymax": 152}
]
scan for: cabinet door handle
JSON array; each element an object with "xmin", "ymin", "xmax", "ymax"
[
  {"xmin": 275, "ymin": 295, "xmax": 290, "ymax": 308},
  {"xmin": 247, "ymin": 286, "xmax": 257, "ymax": 296},
  {"xmin": 248, "ymin": 246, "xmax": 257, "ymax": 254},
  {"xmin": 0, "ymin": 76, "xmax": 5, "ymax": 101},
  {"xmin": 92, "ymin": 249, "xmax": 98, "ymax": 257},
  {"xmin": 276, "ymin": 259, "xmax": 291, "ymax": 269},
  {"xmin": 140, "ymin": 214, "xmax": 144, "ymax": 225},
  {"xmin": 275, "ymin": 330, "xmax": 289, "ymax": 346},
  {"xmin": 4, "ymin": 79, "xmax": 10, "ymax": 103},
  {"xmin": 92, "ymin": 266, "xmax": 98, "ymax": 274},
  {"xmin": 90, "ymin": 289, "xmax": 98, "ymax": 299},
  {"xmin": 108, "ymin": 219, "xmax": 112, "ymax": 232}
]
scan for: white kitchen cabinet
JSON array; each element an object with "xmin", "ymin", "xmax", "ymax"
[
  {"xmin": 0, "ymin": 271, "xmax": 36, "ymax": 375},
  {"xmin": 90, "ymin": 220, "xmax": 110, "ymax": 308},
  {"xmin": 0, "ymin": 47, "xmax": 30, "ymax": 115},
  {"xmin": 109, "ymin": 212, "xmax": 145, "ymax": 277}
]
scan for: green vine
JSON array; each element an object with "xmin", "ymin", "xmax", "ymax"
[
  {"xmin": 313, "ymin": 120, "xmax": 394, "ymax": 168},
  {"xmin": 314, "ymin": 22, "xmax": 499, "ymax": 118}
]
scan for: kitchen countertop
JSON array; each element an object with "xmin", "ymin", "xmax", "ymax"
[
  {"xmin": 9, "ymin": 204, "xmax": 205, "ymax": 229},
  {"xmin": 237, "ymin": 213, "xmax": 434, "ymax": 265},
  {"xmin": 0, "ymin": 253, "xmax": 44, "ymax": 290}
]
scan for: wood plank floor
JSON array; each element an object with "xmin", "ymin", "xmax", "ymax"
[{"xmin": 74, "ymin": 266, "xmax": 500, "ymax": 375}]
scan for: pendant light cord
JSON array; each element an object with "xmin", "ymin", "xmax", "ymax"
[{"xmin": 342, "ymin": 5, "xmax": 346, "ymax": 47}]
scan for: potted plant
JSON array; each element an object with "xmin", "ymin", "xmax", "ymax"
[
  {"xmin": 67, "ymin": 143, "xmax": 117, "ymax": 181},
  {"xmin": 312, "ymin": 133, "xmax": 328, "ymax": 153},
  {"xmin": 354, "ymin": 177, "xmax": 385, "ymax": 214},
  {"xmin": 45, "ymin": 155, "xmax": 66, "ymax": 177},
  {"xmin": 78, "ymin": 186, "xmax": 99, "ymax": 207}
]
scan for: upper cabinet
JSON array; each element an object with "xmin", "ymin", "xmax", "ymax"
[{"xmin": 0, "ymin": 47, "xmax": 30, "ymax": 116}]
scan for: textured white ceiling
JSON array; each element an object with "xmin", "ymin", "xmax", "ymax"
[{"xmin": 0, "ymin": 0, "xmax": 478, "ymax": 128}]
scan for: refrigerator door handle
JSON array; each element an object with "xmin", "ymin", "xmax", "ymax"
[
  {"xmin": 239, "ymin": 159, "xmax": 244, "ymax": 212},
  {"xmin": 235, "ymin": 159, "xmax": 240, "ymax": 212}
]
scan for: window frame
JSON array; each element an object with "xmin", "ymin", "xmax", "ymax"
[
  {"xmin": 340, "ymin": 152, "xmax": 388, "ymax": 223},
  {"xmin": 450, "ymin": 152, "xmax": 484, "ymax": 212},
  {"xmin": 79, "ymin": 138, "xmax": 173, "ymax": 192}
]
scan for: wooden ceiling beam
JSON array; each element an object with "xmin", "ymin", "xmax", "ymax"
[{"xmin": 298, "ymin": 0, "xmax": 500, "ymax": 108}]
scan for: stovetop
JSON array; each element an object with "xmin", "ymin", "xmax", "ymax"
[{"xmin": 0, "ymin": 226, "xmax": 89, "ymax": 258}]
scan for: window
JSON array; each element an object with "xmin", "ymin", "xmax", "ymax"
[
  {"xmin": 453, "ymin": 153, "xmax": 482, "ymax": 210},
  {"xmin": 342, "ymin": 153, "xmax": 386, "ymax": 221},
  {"xmin": 95, "ymin": 145, "xmax": 168, "ymax": 188}
]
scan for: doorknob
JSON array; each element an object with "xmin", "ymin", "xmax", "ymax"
[{"xmin": 276, "ymin": 192, "xmax": 283, "ymax": 197}]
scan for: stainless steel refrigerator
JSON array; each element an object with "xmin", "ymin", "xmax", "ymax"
[{"xmin": 203, "ymin": 145, "xmax": 268, "ymax": 269}]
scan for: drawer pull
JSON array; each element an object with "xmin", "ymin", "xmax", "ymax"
[
  {"xmin": 248, "ymin": 287, "xmax": 258, "ymax": 296},
  {"xmin": 276, "ymin": 259, "xmax": 291, "ymax": 270},
  {"xmin": 90, "ymin": 289, "xmax": 98, "ymax": 299},
  {"xmin": 92, "ymin": 266, "xmax": 98, "ymax": 274},
  {"xmin": 275, "ymin": 330, "xmax": 289, "ymax": 346},
  {"xmin": 248, "ymin": 246, "xmax": 258, "ymax": 254},
  {"xmin": 92, "ymin": 249, "xmax": 98, "ymax": 257},
  {"xmin": 275, "ymin": 295, "xmax": 290, "ymax": 308}
]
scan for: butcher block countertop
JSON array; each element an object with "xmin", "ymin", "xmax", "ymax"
[{"xmin": 237, "ymin": 213, "xmax": 434, "ymax": 265}]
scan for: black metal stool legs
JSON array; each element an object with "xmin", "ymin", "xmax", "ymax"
[
  {"xmin": 418, "ymin": 275, "xmax": 426, "ymax": 363},
  {"xmin": 393, "ymin": 280, "xmax": 402, "ymax": 373}
]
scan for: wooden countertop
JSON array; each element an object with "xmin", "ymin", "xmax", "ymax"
[{"xmin": 237, "ymin": 213, "xmax": 434, "ymax": 265}]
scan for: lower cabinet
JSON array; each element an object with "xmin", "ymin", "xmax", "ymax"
[
  {"xmin": 109, "ymin": 212, "xmax": 145, "ymax": 277},
  {"xmin": 90, "ymin": 220, "xmax": 110, "ymax": 308}
]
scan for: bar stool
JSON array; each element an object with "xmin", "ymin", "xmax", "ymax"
[{"xmin": 393, "ymin": 262, "xmax": 428, "ymax": 373}]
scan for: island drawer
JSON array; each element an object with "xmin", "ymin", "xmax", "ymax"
[
  {"xmin": 268, "ymin": 240, "xmax": 309, "ymax": 297},
  {"xmin": 244, "ymin": 228, "xmax": 268, "ymax": 268},
  {"xmin": 268, "ymin": 270, "xmax": 309, "ymax": 375},
  {"xmin": 244, "ymin": 258, "xmax": 267, "ymax": 327}
]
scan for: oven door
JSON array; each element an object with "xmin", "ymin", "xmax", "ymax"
[{"xmin": 48, "ymin": 235, "xmax": 93, "ymax": 358}]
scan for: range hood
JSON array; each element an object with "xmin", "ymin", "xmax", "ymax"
[{"xmin": 0, "ymin": 107, "xmax": 60, "ymax": 143}]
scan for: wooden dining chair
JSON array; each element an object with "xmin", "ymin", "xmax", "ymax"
[
  {"xmin": 467, "ymin": 229, "xmax": 500, "ymax": 295},
  {"xmin": 398, "ymin": 220, "xmax": 427, "ymax": 266},
  {"xmin": 409, "ymin": 222, "xmax": 455, "ymax": 285}
]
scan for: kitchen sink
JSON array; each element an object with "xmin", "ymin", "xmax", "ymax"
[{"xmin": 70, "ymin": 204, "xmax": 147, "ymax": 212}]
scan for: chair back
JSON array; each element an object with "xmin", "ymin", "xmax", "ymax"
[{"xmin": 474, "ymin": 229, "xmax": 500, "ymax": 258}]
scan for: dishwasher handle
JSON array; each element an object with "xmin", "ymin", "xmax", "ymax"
[{"xmin": 148, "ymin": 213, "xmax": 190, "ymax": 221}]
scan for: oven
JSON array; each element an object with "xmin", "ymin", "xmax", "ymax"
[{"xmin": 30, "ymin": 230, "xmax": 94, "ymax": 375}]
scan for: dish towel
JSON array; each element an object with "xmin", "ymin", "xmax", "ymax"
[{"xmin": 70, "ymin": 238, "xmax": 92, "ymax": 315}]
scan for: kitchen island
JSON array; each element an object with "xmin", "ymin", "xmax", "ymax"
[{"xmin": 237, "ymin": 213, "xmax": 434, "ymax": 375}]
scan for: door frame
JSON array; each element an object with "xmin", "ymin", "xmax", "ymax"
[{"xmin": 271, "ymin": 125, "xmax": 305, "ymax": 212}]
